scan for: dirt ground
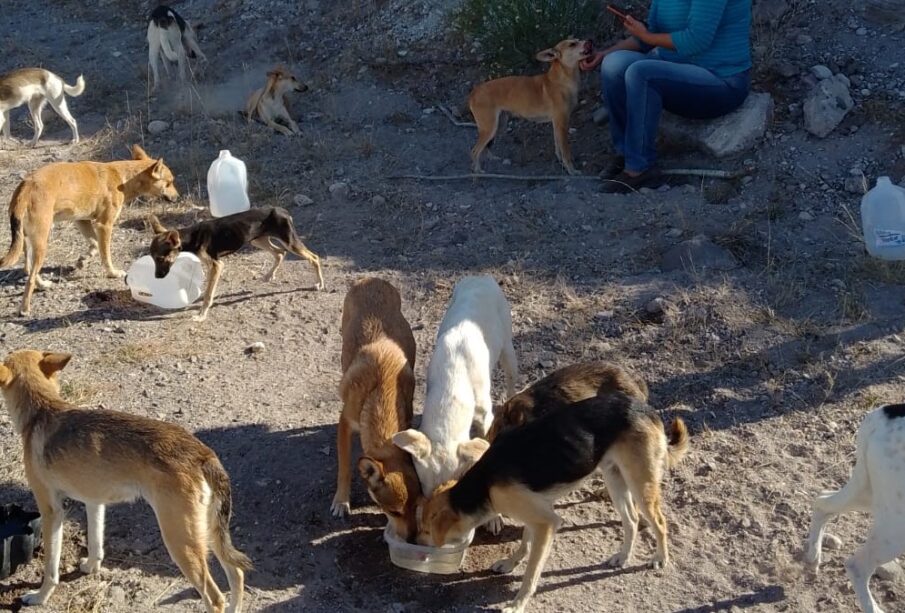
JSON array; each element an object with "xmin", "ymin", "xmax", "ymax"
[{"xmin": 1, "ymin": 0, "xmax": 904, "ymax": 611}]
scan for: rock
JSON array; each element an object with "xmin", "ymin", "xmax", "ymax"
[
  {"xmin": 660, "ymin": 93, "xmax": 773, "ymax": 158},
  {"xmin": 795, "ymin": 33, "xmax": 813, "ymax": 45},
  {"xmin": 329, "ymin": 181, "xmax": 350, "ymax": 200},
  {"xmin": 774, "ymin": 61, "xmax": 800, "ymax": 78},
  {"xmin": 810, "ymin": 65, "xmax": 833, "ymax": 80},
  {"xmin": 661, "ymin": 235, "xmax": 739, "ymax": 272},
  {"xmin": 293, "ymin": 194, "xmax": 314, "ymax": 207},
  {"xmin": 845, "ymin": 176, "xmax": 867, "ymax": 194},
  {"xmin": 107, "ymin": 586, "xmax": 128, "ymax": 607},
  {"xmin": 753, "ymin": 0, "xmax": 790, "ymax": 25},
  {"xmin": 666, "ymin": 228, "xmax": 683, "ymax": 238},
  {"xmin": 798, "ymin": 211, "xmax": 814, "ymax": 221},
  {"xmin": 645, "ymin": 297, "xmax": 667, "ymax": 315},
  {"xmin": 876, "ymin": 561, "xmax": 905, "ymax": 582},
  {"xmin": 245, "ymin": 342, "xmax": 265, "ymax": 355},
  {"xmin": 372, "ymin": 194, "xmax": 387, "ymax": 206},
  {"xmin": 147, "ymin": 120, "xmax": 169, "ymax": 135},
  {"xmin": 856, "ymin": 26, "xmax": 868, "ymax": 35},
  {"xmin": 592, "ymin": 106, "xmax": 610, "ymax": 125},
  {"xmin": 803, "ymin": 75, "xmax": 854, "ymax": 138},
  {"xmin": 823, "ymin": 534, "xmax": 843, "ymax": 550}
]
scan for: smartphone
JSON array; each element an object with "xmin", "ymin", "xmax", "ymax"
[{"xmin": 606, "ymin": 4, "xmax": 630, "ymax": 19}]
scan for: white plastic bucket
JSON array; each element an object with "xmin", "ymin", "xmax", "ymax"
[
  {"xmin": 126, "ymin": 253, "xmax": 205, "ymax": 309},
  {"xmin": 207, "ymin": 150, "xmax": 250, "ymax": 218}
]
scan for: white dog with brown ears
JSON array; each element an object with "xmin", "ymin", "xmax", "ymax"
[
  {"xmin": 0, "ymin": 349, "xmax": 251, "ymax": 612},
  {"xmin": 0, "ymin": 68, "xmax": 85, "ymax": 146},
  {"xmin": 245, "ymin": 66, "xmax": 308, "ymax": 136}
]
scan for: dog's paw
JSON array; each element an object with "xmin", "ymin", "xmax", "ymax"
[
  {"xmin": 331, "ymin": 500, "xmax": 350, "ymax": 518},
  {"xmin": 191, "ymin": 314, "xmax": 209, "ymax": 323},
  {"xmin": 316, "ymin": 282, "xmax": 326, "ymax": 292},
  {"xmin": 648, "ymin": 557, "xmax": 667, "ymax": 570},
  {"xmin": 491, "ymin": 557, "xmax": 519, "ymax": 574},
  {"xmin": 106, "ymin": 268, "xmax": 127, "ymax": 279},
  {"xmin": 21, "ymin": 589, "xmax": 50, "ymax": 606},
  {"xmin": 604, "ymin": 552, "xmax": 629, "ymax": 568},
  {"xmin": 501, "ymin": 602, "xmax": 527, "ymax": 613},
  {"xmin": 565, "ymin": 167, "xmax": 581, "ymax": 176},
  {"xmin": 483, "ymin": 515, "xmax": 503, "ymax": 535},
  {"xmin": 79, "ymin": 557, "xmax": 102, "ymax": 574}
]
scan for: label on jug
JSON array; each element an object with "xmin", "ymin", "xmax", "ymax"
[{"xmin": 875, "ymin": 229, "xmax": 905, "ymax": 248}]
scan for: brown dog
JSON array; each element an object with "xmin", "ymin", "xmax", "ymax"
[
  {"xmin": 469, "ymin": 38, "xmax": 592, "ymax": 175},
  {"xmin": 487, "ymin": 361, "xmax": 648, "ymax": 441},
  {"xmin": 0, "ymin": 349, "xmax": 251, "ymax": 612},
  {"xmin": 0, "ymin": 145, "xmax": 179, "ymax": 315},
  {"xmin": 331, "ymin": 278, "xmax": 422, "ymax": 542},
  {"xmin": 244, "ymin": 66, "xmax": 307, "ymax": 136}
]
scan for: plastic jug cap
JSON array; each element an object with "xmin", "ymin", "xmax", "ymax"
[
  {"xmin": 877, "ymin": 176, "xmax": 892, "ymax": 186},
  {"xmin": 219, "ymin": 150, "xmax": 231, "ymax": 159}
]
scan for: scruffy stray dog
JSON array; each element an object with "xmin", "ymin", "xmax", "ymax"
[
  {"xmin": 487, "ymin": 361, "xmax": 649, "ymax": 441},
  {"xmin": 0, "ymin": 67, "xmax": 85, "ymax": 146},
  {"xmin": 332, "ymin": 278, "xmax": 423, "ymax": 542},
  {"xmin": 147, "ymin": 5, "xmax": 207, "ymax": 90},
  {"xmin": 805, "ymin": 404, "xmax": 905, "ymax": 613},
  {"xmin": 148, "ymin": 207, "xmax": 325, "ymax": 322},
  {"xmin": 423, "ymin": 393, "xmax": 688, "ymax": 613},
  {"xmin": 0, "ymin": 349, "xmax": 251, "ymax": 612},
  {"xmin": 469, "ymin": 38, "xmax": 592, "ymax": 175},
  {"xmin": 245, "ymin": 67, "xmax": 308, "ymax": 136},
  {"xmin": 0, "ymin": 145, "xmax": 178, "ymax": 316}
]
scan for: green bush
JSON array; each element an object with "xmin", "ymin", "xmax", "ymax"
[{"xmin": 454, "ymin": 0, "xmax": 607, "ymax": 73}]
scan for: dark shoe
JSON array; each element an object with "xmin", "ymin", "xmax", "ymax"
[
  {"xmin": 600, "ymin": 168, "xmax": 662, "ymax": 194},
  {"xmin": 598, "ymin": 156, "xmax": 625, "ymax": 180}
]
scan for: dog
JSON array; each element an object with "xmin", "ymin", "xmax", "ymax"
[
  {"xmin": 0, "ymin": 145, "xmax": 178, "ymax": 316},
  {"xmin": 0, "ymin": 349, "xmax": 251, "ymax": 612},
  {"xmin": 148, "ymin": 207, "xmax": 325, "ymax": 322},
  {"xmin": 331, "ymin": 278, "xmax": 423, "ymax": 542},
  {"xmin": 805, "ymin": 404, "xmax": 905, "ymax": 613},
  {"xmin": 245, "ymin": 67, "xmax": 308, "ymax": 136},
  {"xmin": 423, "ymin": 393, "xmax": 689, "ymax": 613},
  {"xmin": 487, "ymin": 361, "xmax": 649, "ymax": 442},
  {"xmin": 147, "ymin": 5, "xmax": 207, "ymax": 90},
  {"xmin": 0, "ymin": 67, "xmax": 85, "ymax": 146},
  {"xmin": 469, "ymin": 38, "xmax": 592, "ymax": 175},
  {"xmin": 393, "ymin": 275, "xmax": 517, "ymax": 534}
]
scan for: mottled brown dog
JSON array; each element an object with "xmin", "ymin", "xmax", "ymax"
[{"xmin": 331, "ymin": 278, "xmax": 423, "ymax": 542}]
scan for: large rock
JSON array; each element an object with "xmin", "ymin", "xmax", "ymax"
[
  {"xmin": 804, "ymin": 74, "xmax": 854, "ymax": 138},
  {"xmin": 660, "ymin": 93, "xmax": 773, "ymax": 158},
  {"xmin": 661, "ymin": 235, "xmax": 739, "ymax": 272}
]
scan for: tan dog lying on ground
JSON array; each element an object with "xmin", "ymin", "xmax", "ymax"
[
  {"xmin": 0, "ymin": 145, "xmax": 179, "ymax": 316},
  {"xmin": 0, "ymin": 349, "xmax": 251, "ymax": 612},
  {"xmin": 331, "ymin": 278, "xmax": 423, "ymax": 542},
  {"xmin": 468, "ymin": 38, "xmax": 592, "ymax": 175},
  {"xmin": 487, "ymin": 361, "xmax": 648, "ymax": 441},
  {"xmin": 244, "ymin": 67, "xmax": 308, "ymax": 136}
]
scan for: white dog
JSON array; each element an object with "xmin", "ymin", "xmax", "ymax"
[
  {"xmin": 147, "ymin": 5, "xmax": 207, "ymax": 91},
  {"xmin": 393, "ymin": 276, "xmax": 517, "ymax": 517},
  {"xmin": 805, "ymin": 404, "xmax": 905, "ymax": 613},
  {"xmin": 0, "ymin": 68, "xmax": 84, "ymax": 146}
]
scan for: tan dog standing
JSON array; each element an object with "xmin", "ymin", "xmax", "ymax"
[
  {"xmin": 245, "ymin": 67, "xmax": 308, "ymax": 136},
  {"xmin": 469, "ymin": 38, "xmax": 592, "ymax": 175},
  {"xmin": 0, "ymin": 349, "xmax": 251, "ymax": 612},
  {"xmin": 331, "ymin": 278, "xmax": 423, "ymax": 541},
  {"xmin": 0, "ymin": 145, "xmax": 179, "ymax": 315}
]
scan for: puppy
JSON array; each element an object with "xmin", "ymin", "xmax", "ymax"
[
  {"xmin": 147, "ymin": 5, "xmax": 207, "ymax": 90},
  {"xmin": 469, "ymin": 38, "xmax": 592, "ymax": 175},
  {"xmin": 0, "ymin": 145, "xmax": 178, "ymax": 316},
  {"xmin": 331, "ymin": 278, "xmax": 422, "ymax": 541},
  {"xmin": 0, "ymin": 349, "xmax": 251, "ymax": 612},
  {"xmin": 423, "ymin": 393, "xmax": 689, "ymax": 613},
  {"xmin": 148, "ymin": 207, "xmax": 325, "ymax": 322},
  {"xmin": 805, "ymin": 404, "xmax": 905, "ymax": 613},
  {"xmin": 245, "ymin": 67, "xmax": 308, "ymax": 136},
  {"xmin": 0, "ymin": 68, "xmax": 85, "ymax": 146},
  {"xmin": 487, "ymin": 361, "xmax": 648, "ymax": 442}
]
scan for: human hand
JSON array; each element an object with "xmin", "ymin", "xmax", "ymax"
[
  {"xmin": 622, "ymin": 15, "xmax": 649, "ymax": 43},
  {"xmin": 579, "ymin": 50, "xmax": 606, "ymax": 72}
]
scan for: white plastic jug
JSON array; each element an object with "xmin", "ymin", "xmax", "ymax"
[
  {"xmin": 207, "ymin": 150, "xmax": 250, "ymax": 217},
  {"xmin": 126, "ymin": 253, "xmax": 205, "ymax": 309},
  {"xmin": 861, "ymin": 176, "xmax": 905, "ymax": 260}
]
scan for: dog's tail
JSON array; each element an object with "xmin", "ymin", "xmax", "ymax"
[
  {"xmin": 203, "ymin": 458, "xmax": 254, "ymax": 572},
  {"xmin": 1, "ymin": 181, "xmax": 29, "ymax": 269},
  {"xmin": 665, "ymin": 418, "xmax": 689, "ymax": 469},
  {"xmin": 63, "ymin": 75, "xmax": 86, "ymax": 97}
]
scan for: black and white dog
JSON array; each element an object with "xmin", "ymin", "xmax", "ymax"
[{"xmin": 147, "ymin": 5, "xmax": 207, "ymax": 90}]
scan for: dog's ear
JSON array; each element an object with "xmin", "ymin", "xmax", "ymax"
[
  {"xmin": 164, "ymin": 230, "xmax": 181, "ymax": 248},
  {"xmin": 39, "ymin": 352, "xmax": 72, "ymax": 378},
  {"xmin": 456, "ymin": 438, "xmax": 490, "ymax": 473},
  {"xmin": 131, "ymin": 144, "xmax": 151, "ymax": 160},
  {"xmin": 148, "ymin": 215, "xmax": 168, "ymax": 234},
  {"xmin": 150, "ymin": 159, "xmax": 166, "ymax": 179},
  {"xmin": 358, "ymin": 457, "xmax": 385, "ymax": 488},
  {"xmin": 535, "ymin": 47, "xmax": 560, "ymax": 62},
  {"xmin": 393, "ymin": 429, "xmax": 431, "ymax": 460}
]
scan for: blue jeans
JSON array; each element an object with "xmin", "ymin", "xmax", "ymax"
[{"xmin": 600, "ymin": 50, "xmax": 750, "ymax": 172}]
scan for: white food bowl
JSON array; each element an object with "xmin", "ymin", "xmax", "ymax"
[
  {"xmin": 383, "ymin": 524, "xmax": 474, "ymax": 575},
  {"xmin": 126, "ymin": 253, "xmax": 205, "ymax": 309}
]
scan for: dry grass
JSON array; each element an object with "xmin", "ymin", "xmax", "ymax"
[
  {"xmin": 60, "ymin": 379, "xmax": 105, "ymax": 406},
  {"xmin": 97, "ymin": 340, "xmax": 200, "ymax": 366}
]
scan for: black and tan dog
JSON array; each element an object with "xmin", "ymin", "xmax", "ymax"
[
  {"xmin": 422, "ymin": 393, "xmax": 688, "ymax": 613},
  {"xmin": 148, "ymin": 207, "xmax": 324, "ymax": 322},
  {"xmin": 487, "ymin": 361, "xmax": 649, "ymax": 441}
]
